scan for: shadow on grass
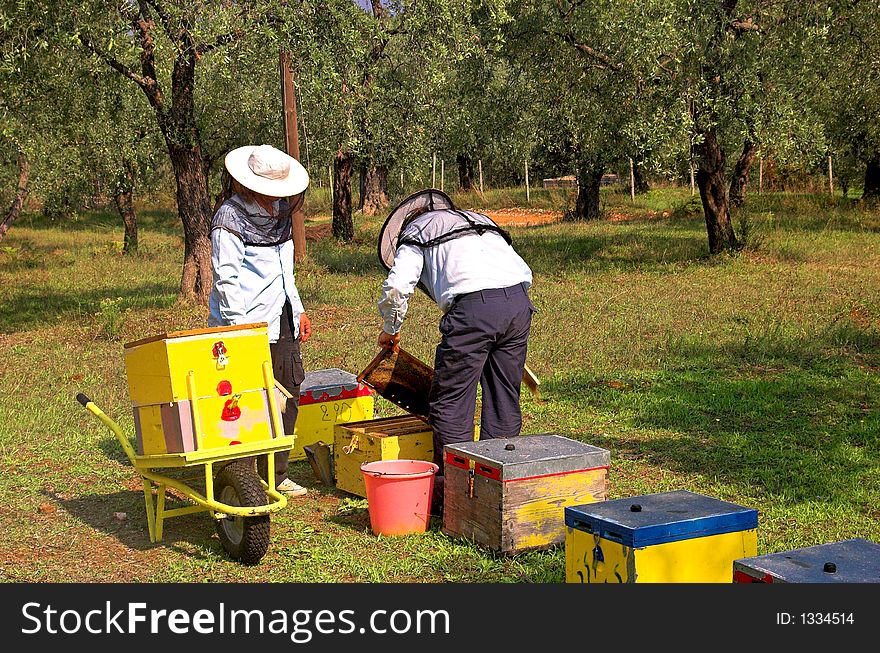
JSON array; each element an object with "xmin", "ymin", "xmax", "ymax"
[
  {"xmin": 0, "ymin": 283, "xmax": 176, "ymax": 333},
  {"xmin": 41, "ymin": 488, "xmax": 219, "ymax": 561},
  {"xmin": 542, "ymin": 332, "xmax": 880, "ymax": 505},
  {"xmin": 97, "ymin": 435, "xmax": 133, "ymax": 466},
  {"xmin": 325, "ymin": 506, "xmax": 372, "ymax": 533},
  {"xmin": 744, "ymin": 194, "xmax": 880, "ymax": 233},
  {"xmin": 20, "ymin": 210, "xmax": 182, "ymax": 237}
]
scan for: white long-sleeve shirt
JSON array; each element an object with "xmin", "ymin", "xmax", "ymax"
[
  {"xmin": 378, "ymin": 210, "xmax": 532, "ymax": 334},
  {"xmin": 208, "ymin": 195, "xmax": 305, "ymax": 342}
]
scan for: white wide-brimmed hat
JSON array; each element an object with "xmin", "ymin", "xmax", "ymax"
[{"xmin": 224, "ymin": 144, "xmax": 310, "ymax": 198}]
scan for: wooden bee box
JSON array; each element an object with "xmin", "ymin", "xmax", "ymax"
[
  {"xmin": 565, "ymin": 490, "xmax": 758, "ymax": 583},
  {"xmin": 733, "ymin": 538, "xmax": 880, "ymax": 583},
  {"xmin": 442, "ymin": 434, "xmax": 610, "ymax": 555},
  {"xmin": 333, "ymin": 415, "xmax": 435, "ymax": 498}
]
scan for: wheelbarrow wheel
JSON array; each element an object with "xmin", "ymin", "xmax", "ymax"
[{"xmin": 214, "ymin": 460, "xmax": 270, "ymax": 565}]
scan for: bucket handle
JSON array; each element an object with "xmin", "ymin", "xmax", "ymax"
[
  {"xmin": 363, "ymin": 464, "xmax": 437, "ymax": 478},
  {"xmin": 365, "ymin": 469, "xmax": 435, "ymax": 478}
]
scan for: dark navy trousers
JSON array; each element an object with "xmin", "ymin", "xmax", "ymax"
[
  {"xmin": 256, "ymin": 301, "xmax": 305, "ymax": 486},
  {"xmin": 428, "ymin": 283, "xmax": 534, "ymax": 468}
]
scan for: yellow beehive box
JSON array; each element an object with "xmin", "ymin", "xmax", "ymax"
[
  {"xmin": 565, "ymin": 490, "xmax": 759, "ymax": 583},
  {"xmin": 290, "ymin": 368, "xmax": 374, "ymax": 461},
  {"xmin": 334, "ymin": 415, "xmax": 480, "ymax": 498},
  {"xmin": 333, "ymin": 415, "xmax": 435, "ymax": 497},
  {"xmin": 123, "ymin": 323, "xmax": 285, "ymax": 456},
  {"xmin": 443, "ymin": 434, "xmax": 610, "ymax": 554}
]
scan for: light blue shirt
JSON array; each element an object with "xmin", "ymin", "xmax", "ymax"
[
  {"xmin": 208, "ymin": 195, "xmax": 305, "ymax": 342},
  {"xmin": 378, "ymin": 210, "xmax": 532, "ymax": 335}
]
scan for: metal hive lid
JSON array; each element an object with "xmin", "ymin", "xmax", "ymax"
[
  {"xmin": 565, "ymin": 490, "xmax": 758, "ymax": 548},
  {"xmin": 445, "ymin": 434, "xmax": 611, "ymax": 481},
  {"xmin": 299, "ymin": 368, "xmax": 372, "ymax": 404},
  {"xmin": 734, "ymin": 538, "xmax": 880, "ymax": 583}
]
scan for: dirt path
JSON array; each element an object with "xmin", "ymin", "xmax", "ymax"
[
  {"xmin": 479, "ymin": 208, "xmax": 562, "ymax": 227},
  {"xmin": 304, "ymin": 208, "xmax": 562, "ymax": 241}
]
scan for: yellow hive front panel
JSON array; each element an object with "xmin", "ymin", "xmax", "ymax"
[
  {"xmin": 566, "ymin": 528, "xmax": 758, "ymax": 583},
  {"xmin": 166, "ymin": 331, "xmax": 270, "ymax": 402},
  {"xmin": 290, "ymin": 395, "xmax": 374, "ymax": 461},
  {"xmin": 380, "ymin": 428, "xmax": 433, "ymax": 461},
  {"xmin": 334, "ymin": 425, "xmax": 435, "ymax": 498},
  {"xmin": 507, "ymin": 469, "xmax": 607, "ymax": 552},
  {"xmin": 195, "ymin": 389, "xmax": 281, "ymax": 451}
]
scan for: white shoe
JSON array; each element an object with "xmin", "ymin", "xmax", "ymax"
[{"xmin": 277, "ymin": 478, "xmax": 308, "ymax": 497}]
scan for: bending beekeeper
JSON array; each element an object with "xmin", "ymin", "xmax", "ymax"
[{"xmin": 375, "ymin": 189, "xmax": 535, "ymax": 514}]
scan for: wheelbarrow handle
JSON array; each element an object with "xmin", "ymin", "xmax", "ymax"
[{"xmin": 75, "ymin": 391, "xmax": 138, "ymax": 465}]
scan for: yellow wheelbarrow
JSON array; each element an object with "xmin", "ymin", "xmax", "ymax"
[
  {"xmin": 76, "ymin": 323, "xmax": 295, "ymax": 565},
  {"xmin": 77, "ymin": 391, "xmax": 292, "ymax": 565}
]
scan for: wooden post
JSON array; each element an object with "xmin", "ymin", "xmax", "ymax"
[
  {"xmin": 296, "ymin": 85, "xmax": 311, "ymax": 173},
  {"xmin": 629, "ymin": 158, "xmax": 635, "ymax": 201},
  {"xmin": 828, "ymin": 155, "xmax": 834, "ymax": 195},
  {"xmin": 478, "ymin": 159, "xmax": 484, "ymax": 193},
  {"xmin": 328, "ymin": 165, "xmax": 333, "ymax": 198},
  {"xmin": 525, "ymin": 159, "xmax": 530, "ymax": 202},
  {"xmin": 690, "ymin": 163, "xmax": 695, "ymax": 195},
  {"xmin": 759, "ymin": 156, "xmax": 763, "ymax": 193},
  {"xmin": 432, "ymin": 153, "xmax": 437, "ymax": 188},
  {"xmin": 280, "ymin": 50, "xmax": 306, "ymax": 263},
  {"xmin": 441, "ymin": 159, "xmax": 445, "ymax": 192}
]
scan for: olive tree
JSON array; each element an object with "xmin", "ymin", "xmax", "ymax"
[{"xmin": 32, "ymin": 1, "xmax": 290, "ymax": 301}]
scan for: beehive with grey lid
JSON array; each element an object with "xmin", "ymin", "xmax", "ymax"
[
  {"xmin": 290, "ymin": 367, "xmax": 373, "ymax": 462},
  {"xmin": 442, "ymin": 433, "xmax": 611, "ymax": 554}
]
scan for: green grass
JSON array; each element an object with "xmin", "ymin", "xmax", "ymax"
[{"xmin": 0, "ymin": 186, "xmax": 878, "ymax": 582}]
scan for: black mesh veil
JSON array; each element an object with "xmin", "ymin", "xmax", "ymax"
[{"xmin": 377, "ymin": 188, "xmax": 456, "ymax": 270}]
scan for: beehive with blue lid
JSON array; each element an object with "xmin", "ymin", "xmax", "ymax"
[{"xmin": 565, "ymin": 489, "xmax": 758, "ymax": 583}]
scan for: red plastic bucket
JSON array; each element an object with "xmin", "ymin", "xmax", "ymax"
[{"xmin": 360, "ymin": 459, "xmax": 439, "ymax": 536}]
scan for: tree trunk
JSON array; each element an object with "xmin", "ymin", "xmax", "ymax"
[
  {"xmin": 114, "ymin": 161, "xmax": 138, "ymax": 254},
  {"xmin": 0, "ymin": 145, "xmax": 29, "ymax": 243},
  {"xmin": 729, "ymin": 139, "xmax": 758, "ymax": 209},
  {"xmin": 333, "ymin": 150, "xmax": 355, "ymax": 241},
  {"xmin": 361, "ymin": 162, "xmax": 389, "ymax": 216},
  {"xmin": 159, "ymin": 56, "xmax": 213, "ymax": 302},
  {"xmin": 457, "ymin": 154, "xmax": 474, "ymax": 191},
  {"xmin": 863, "ymin": 159, "xmax": 880, "ymax": 201},
  {"xmin": 569, "ymin": 165, "xmax": 602, "ymax": 221},
  {"xmin": 694, "ymin": 127, "xmax": 738, "ymax": 254},
  {"xmin": 632, "ymin": 162, "xmax": 649, "ymax": 194},
  {"xmin": 168, "ymin": 143, "xmax": 213, "ymax": 302}
]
